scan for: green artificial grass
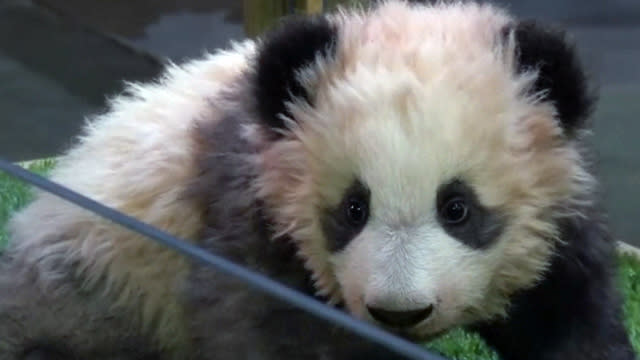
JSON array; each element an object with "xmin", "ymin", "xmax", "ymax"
[
  {"xmin": 0, "ymin": 158, "xmax": 639, "ymax": 359},
  {"xmin": 0, "ymin": 158, "xmax": 56, "ymax": 249}
]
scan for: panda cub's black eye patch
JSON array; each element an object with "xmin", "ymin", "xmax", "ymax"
[
  {"xmin": 436, "ymin": 179, "xmax": 504, "ymax": 249},
  {"xmin": 321, "ymin": 179, "xmax": 371, "ymax": 252}
]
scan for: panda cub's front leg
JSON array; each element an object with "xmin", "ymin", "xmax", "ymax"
[{"xmin": 184, "ymin": 262, "xmax": 412, "ymax": 360}]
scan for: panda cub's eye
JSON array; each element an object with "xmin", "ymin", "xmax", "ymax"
[
  {"xmin": 439, "ymin": 196, "xmax": 469, "ymax": 225},
  {"xmin": 323, "ymin": 180, "xmax": 371, "ymax": 252},
  {"xmin": 345, "ymin": 195, "xmax": 369, "ymax": 228}
]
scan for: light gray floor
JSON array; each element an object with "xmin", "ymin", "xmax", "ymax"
[{"xmin": 0, "ymin": 0, "xmax": 638, "ymax": 246}]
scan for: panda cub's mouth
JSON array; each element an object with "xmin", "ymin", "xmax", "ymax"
[
  {"xmin": 362, "ymin": 303, "xmax": 442, "ymax": 339},
  {"xmin": 366, "ymin": 304, "xmax": 434, "ymax": 329}
]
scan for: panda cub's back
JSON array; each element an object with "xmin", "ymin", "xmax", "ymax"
[{"xmin": 5, "ymin": 40, "xmax": 258, "ymax": 351}]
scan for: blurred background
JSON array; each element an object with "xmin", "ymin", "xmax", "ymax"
[{"xmin": 0, "ymin": 0, "xmax": 638, "ymax": 248}]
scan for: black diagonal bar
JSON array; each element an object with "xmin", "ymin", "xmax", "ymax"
[{"xmin": 0, "ymin": 158, "xmax": 449, "ymax": 360}]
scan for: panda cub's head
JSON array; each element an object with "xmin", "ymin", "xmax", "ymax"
[{"xmin": 250, "ymin": 0, "xmax": 593, "ymax": 339}]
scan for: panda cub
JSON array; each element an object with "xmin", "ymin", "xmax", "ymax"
[{"xmin": 1, "ymin": 0, "xmax": 636, "ymax": 359}]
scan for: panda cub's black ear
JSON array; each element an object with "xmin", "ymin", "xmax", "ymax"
[
  {"xmin": 253, "ymin": 14, "xmax": 338, "ymax": 133},
  {"xmin": 506, "ymin": 20, "xmax": 596, "ymax": 137}
]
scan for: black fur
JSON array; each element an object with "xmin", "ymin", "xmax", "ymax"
[
  {"xmin": 21, "ymin": 346, "xmax": 70, "ymax": 360},
  {"xmin": 436, "ymin": 179, "xmax": 505, "ymax": 250},
  {"xmin": 321, "ymin": 179, "xmax": 372, "ymax": 252},
  {"xmin": 471, "ymin": 209, "xmax": 637, "ymax": 360},
  {"xmin": 507, "ymin": 21, "xmax": 596, "ymax": 136},
  {"xmin": 253, "ymin": 14, "xmax": 338, "ymax": 132}
]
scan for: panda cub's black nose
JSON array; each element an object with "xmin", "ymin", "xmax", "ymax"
[{"xmin": 366, "ymin": 304, "xmax": 434, "ymax": 328}]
